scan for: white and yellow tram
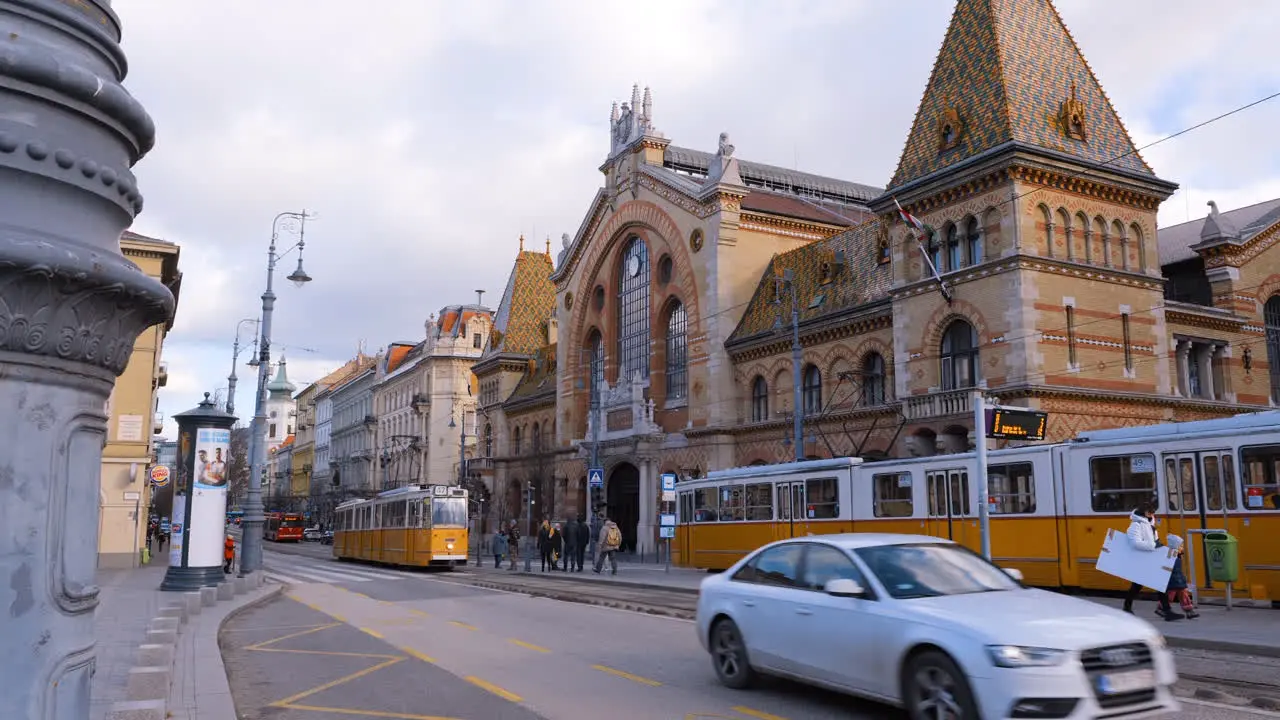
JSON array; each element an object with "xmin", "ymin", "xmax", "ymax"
[
  {"xmin": 676, "ymin": 411, "xmax": 1280, "ymax": 602},
  {"xmin": 333, "ymin": 485, "xmax": 470, "ymax": 568}
]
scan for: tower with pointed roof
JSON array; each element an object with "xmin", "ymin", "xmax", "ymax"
[
  {"xmin": 866, "ymin": 0, "xmax": 1181, "ymax": 448},
  {"xmin": 265, "ymin": 357, "xmax": 298, "ymax": 451}
]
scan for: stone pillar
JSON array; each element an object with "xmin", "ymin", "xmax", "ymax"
[
  {"xmin": 637, "ymin": 458, "xmax": 656, "ymax": 558},
  {"xmin": 1198, "ymin": 345, "xmax": 1215, "ymax": 401},
  {"xmin": 0, "ymin": 2, "xmax": 172, "ymax": 717},
  {"xmin": 1175, "ymin": 340, "xmax": 1190, "ymax": 397}
]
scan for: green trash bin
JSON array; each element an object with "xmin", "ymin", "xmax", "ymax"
[{"xmin": 1203, "ymin": 532, "xmax": 1239, "ymax": 584}]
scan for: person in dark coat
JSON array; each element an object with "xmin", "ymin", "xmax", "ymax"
[
  {"xmin": 562, "ymin": 518, "xmax": 579, "ymax": 572},
  {"xmin": 550, "ymin": 522, "xmax": 564, "ymax": 571},
  {"xmin": 1165, "ymin": 535, "xmax": 1199, "ymax": 619},
  {"xmin": 574, "ymin": 515, "xmax": 590, "ymax": 572},
  {"xmin": 537, "ymin": 520, "xmax": 552, "ymax": 572}
]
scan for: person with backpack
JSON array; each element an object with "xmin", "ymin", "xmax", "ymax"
[{"xmin": 594, "ymin": 517, "xmax": 622, "ymax": 575}]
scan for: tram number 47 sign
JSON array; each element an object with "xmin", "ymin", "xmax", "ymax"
[{"xmin": 986, "ymin": 408, "xmax": 1048, "ymax": 441}]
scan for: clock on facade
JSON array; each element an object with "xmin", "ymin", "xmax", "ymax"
[{"xmin": 627, "ymin": 255, "xmax": 641, "ymax": 278}]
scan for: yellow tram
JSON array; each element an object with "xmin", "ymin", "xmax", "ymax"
[
  {"xmin": 675, "ymin": 411, "xmax": 1280, "ymax": 603},
  {"xmin": 333, "ymin": 484, "xmax": 470, "ymax": 568}
]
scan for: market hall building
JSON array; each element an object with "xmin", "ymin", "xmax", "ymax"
[{"xmin": 471, "ymin": 0, "xmax": 1280, "ymax": 557}]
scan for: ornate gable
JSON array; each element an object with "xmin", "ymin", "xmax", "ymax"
[{"xmin": 887, "ymin": 0, "xmax": 1155, "ymax": 192}]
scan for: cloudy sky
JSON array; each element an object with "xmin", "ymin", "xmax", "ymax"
[{"xmin": 113, "ymin": 0, "xmax": 1280, "ymax": 437}]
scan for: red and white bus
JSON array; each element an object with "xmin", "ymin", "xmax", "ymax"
[{"xmin": 264, "ymin": 512, "xmax": 305, "ymax": 542}]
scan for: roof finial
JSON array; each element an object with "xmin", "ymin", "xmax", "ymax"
[
  {"xmin": 1070, "ymin": 79, "xmax": 1078, "ymax": 100},
  {"xmin": 519, "ymin": 234, "xmax": 524, "ymax": 251},
  {"xmin": 545, "ymin": 237, "xmax": 551, "ymax": 256},
  {"xmin": 642, "ymin": 86, "xmax": 652, "ymax": 125}
]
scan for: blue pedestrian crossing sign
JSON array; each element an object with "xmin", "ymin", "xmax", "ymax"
[{"xmin": 588, "ymin": 468, "xmax": 604, "ymax": 488}]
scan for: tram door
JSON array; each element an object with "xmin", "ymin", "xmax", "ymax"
[
  {"xmin": 1162, "ymin": 450, "xmax": 1237, "ymax": 588},
  {"xmin": 775, "ymin": 481, "xmax": 808, "ymax": 541},
  {"xmin": 925, "ymin": 469, "xmax": 975, "ymax": 550}
]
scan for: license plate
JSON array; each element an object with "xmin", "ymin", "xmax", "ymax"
[{"xmin": 1097, "ymin": 669, "xmax": 1155, "ymax": 695}]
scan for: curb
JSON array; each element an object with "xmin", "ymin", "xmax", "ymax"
[
  {"xmin": 1168, "ymin": 636, "xmax": 1280, "ymax": 659},
  {"xmin": 461, "ymin": 570, "xmax": 702, "ymax": 597},
  {"xmin": 461, "ymin": 578, "xmax": 696, "ymax": 620},
  {"xmin": 217, "ymin": 583, "xmax": 285, "ymax": 638}
]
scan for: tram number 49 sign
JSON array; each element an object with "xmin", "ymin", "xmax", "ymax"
[{"xmin": 986, "ymin": 408, "xmax": 1048, "ymax": 441}]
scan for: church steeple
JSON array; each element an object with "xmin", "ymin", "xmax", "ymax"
[{"xmin": 887, "ymin": 0, "xmax": 1156, "ymax": 192}]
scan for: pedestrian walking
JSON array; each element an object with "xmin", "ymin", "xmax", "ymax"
[
  {"xmin": 593, "ymin": 517, "xmax": 622, "ymax": 575},
  {"xmin": 506, "ymin": 520, "xmax": 521, "ymax": 571},
  {"xmin": 492, "ymin": 528, "xmax": 508, "ymax": 569},
  {"xmin": 538, "ymin": 520, "xmax": 552, "ymax": 572},
  {"xmin": 223, "ymin": 534, "xmax": 236, "ymax": 574},
  {"xmin": 1121, "ymin": 503, "xmax": 1177, "ymax": 620},
  {"xmin": 1164, "ymin": 535, "xmax": 1199, "ymax": 619},
  {"xmin": 550, "ymin": 522, "xmax": 564, "ymax": 571}
]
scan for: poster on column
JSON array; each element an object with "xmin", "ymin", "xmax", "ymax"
[
  {"xmin": 168, "ymin": 494, "xmax": 186, "ymax": 567},
  {"xmin": 189, "ymin": 427, "xmax": 231, "ymax": 567}
]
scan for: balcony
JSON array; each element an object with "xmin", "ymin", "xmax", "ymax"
[
  {"xmin": 363, "ymin": 414, "xmax": 377, "ymax": 426},
  {"xmin": 156, "ymin": 361, "xmax": 168, "ymax": 388},
  {"xmin": 152, "ymin": 412, "xmax": 164, "ymax": 435},
  {"xmin": 469, "ymin": 457, "xmax": 495, "ymax": 472},
  {"xmin": 902, "ymin": 389, "xmax": 974, "ymax": 421}
]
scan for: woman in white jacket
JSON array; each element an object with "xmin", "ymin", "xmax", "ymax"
[{"xmin": 1122, "ymin": 503, "xmax": 1177, "ymax": 619}]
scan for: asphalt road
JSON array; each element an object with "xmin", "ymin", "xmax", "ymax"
[{"xmin": 225, "ymin": 542, "xmax": 1280, "ymax": 720}]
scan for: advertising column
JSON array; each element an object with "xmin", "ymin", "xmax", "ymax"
[{"xmin": 161, "ymin": 393, "xmax": 238, "ymax": 591}]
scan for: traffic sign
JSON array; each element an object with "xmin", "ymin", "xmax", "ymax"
[
  {"xmin": 660, "ymin": 513, "xmax": 676, "ymax": 527},
  {"xmin": 660, "ymin": 526, "xmax": 675, "ymax": 539},
  {"xmin": 588, "ymin": 468, "xmax": 604, "ymax": 488},
  {"xmin": 150, "ymin": 465, "xmax": 170, "ymax": 487}
]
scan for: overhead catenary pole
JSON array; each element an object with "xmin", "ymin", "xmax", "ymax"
[
  {"xmin": 784, "ymin": 271, "xmax": 804, "ymax": 462},
  {"xmin": 974, "ymin": 389, "xmax": 991, "ymax": 560}
]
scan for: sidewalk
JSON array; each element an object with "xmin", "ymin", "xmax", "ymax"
[
  {"xmin": 459, "ymin": 562, "xmax": 1280, "ymax": 658},
  {"xmin": 90, "ymin": 557, "xmax": 280, "ymax": 720}
]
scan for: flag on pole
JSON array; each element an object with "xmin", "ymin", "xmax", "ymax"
[{"xmin": 893, "ymin": 197, "xmax": 952, "ymax": 303}]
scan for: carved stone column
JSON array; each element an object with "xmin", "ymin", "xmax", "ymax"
[{"xmin": 0, "ymin": 2, "xmax": 172, "ymax": 718}]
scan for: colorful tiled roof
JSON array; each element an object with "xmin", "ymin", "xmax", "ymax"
[
  {"xmin": 506, "ymin": 343, "xmax": 558, "ymax": 407},
  {"xmin": 487, "ymin": 242, "xmax": 556, "ymax": 357},
  {"xmin": 887, "ymin": 0, "xmax": 1153, "ymax": 191},
  {"xmin": 727, "ymin": 220, "xmax": 892, "ymax": 344},
  {"xmin": 435, "ymin": 304, "xmax": 492, "ymax": 339}
]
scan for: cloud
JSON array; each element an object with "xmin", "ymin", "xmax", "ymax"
[{"xmin": 112, "ymin": 1, "xmax": 1280, "ymax": 437}]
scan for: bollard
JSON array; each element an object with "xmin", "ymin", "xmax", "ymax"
[
  {"xmin": 232, "ymin": 576, "xmax": 248, "ymax": 595},
  {"xmin": 145, "ymin": 629, "xmax": 177, "ymax": 647},
  {"xmin": 135, "ymin": 644, "xmax": 173, "ymax": 668},
  {"xmin": 158, "ymin": 605, "xmax": 186, "ymax": 624},
  {"xmin": 200, "ymin": 586, "xmax": 217, "ymax": 607},
  {"xmin": 105, "ymin": 699, "xmax": 167, "ymax": 720},
  {"xmin": 216, "ymin": 582, "xmax": 234, "ymax": 601},
  {"xmin": 149, "ymin": 617, "xmax": 180, "ymax": 636}
]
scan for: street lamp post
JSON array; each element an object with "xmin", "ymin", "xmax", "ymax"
[
  {"xmin": 0, "ymin": 3, "xmax": 173, "ymax": 715},
  {"xmin": 773, "ymin": 269, "xmax": 805, "ymax": 462},
  {"xmin": 240, "ymin": 211, "xmax": 314, "ymax": 578},
  {"xmin": 227, "ymin": 317, "xmax": 259, "ymax": 416}
]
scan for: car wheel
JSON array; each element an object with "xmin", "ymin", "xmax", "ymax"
[
  {"xmin": 904, "ymin": 651, "xmax": 979, "ymax": 720},
  {"xmin": 710, "ymin": 618, "xmax": 756, "ymax": 689}
]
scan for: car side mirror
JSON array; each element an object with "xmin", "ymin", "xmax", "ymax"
[
  {"xmin": 1003, "ymin": 568, "xmax": 1024, "ymax": 582},
  {"xmin": 824, "ymin": 578, "xmax": 866, "ymax": 598}
]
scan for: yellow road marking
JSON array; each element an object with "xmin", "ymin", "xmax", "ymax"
[
  {"xmin": 244, "ymin": 623, "xmax": 341, "ymax": 650},
  {"xmin": 591, "ymin": 664, "xmax": 662, "ymax": 686},
  {"xmin": 253, "ymin": 648, "xmax": 399, "ymax": 659},
  {"xmin": 284, "ymin": 703, "xmax": 463, "ymax": 719},
  {"xmin": 349, "ymin": 591, "xmax": 371, "ymax": 599},
  {"xmin": 331, "ymin": 614, "xmax": 348, "ymax": 623},
  {"xmin": 448, "ymin": 620, "xmax": 476, "ymax": 631},
  {"xmin": 221, "ymin": 623, "xmax": 334, "ymax": 633},
  {"xmin": 465, "ymin": 676, "xmax": 522, "ymax": 703},
  {"xmin": 507, "ymin": 638, "xmax": 550, "ymax": 653},
  {"xmin": 270, "ymin": 657, "xmax": 404, "ymax": 707},
  {"xmin": 408, "ymin": 609, "xmax": 430, "ymax": 617},
  {"xmin": 403, "ymin": 647, "xmax": 438, "ymax": 665},
  {"xmin": 733, "ymin": 706, "xmax": 789, "ymax": 720},
  {"xmin": 361, "ymin": 627, "xmax": 384, "ymax": 639}
]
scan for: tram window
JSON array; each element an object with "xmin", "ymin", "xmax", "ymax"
[
  {"xmin": 679, "ymin": 491, "xmax": 694, "ymax": 524},
  {"xmin": 385, "ymin": 501, "xmax": 407, "ymax": 529},
  {"xmin": 805, "ymin": 477, "xmax": 839, "ymax": 519},
  {"xmin": 744, "ymin": 483, "xmax": 773, "ymax": 521},
  {"xmin": 1090, "ymin": 454, "xmax": 1157, "ymax": 512},
  {"xmin": 694, "ymin": 487, "xmax": 719, "ymax": 522},
  {"xmin": 873, "ymin": 473, "xmax": 913, "ymax": 517},
  {"xmin": 1201, "ymin": 455, "xmax": 1238, "ymax": 512},
  {"xmin": 408, "ymin": 500, "xmax": 422, "ymax": 527},
  {"xmin": 988, "ymin": 463, "xmax": 1036, "ymax": 514},
  {"xmin": 1165, "ymin": 457, "xmax": 1197, "ymax": 512},
  {"xmin": 720, "ymin": 485, "xmax": 746, "ymax": 521},
  {"xmin": 1240, "ymin": 445, "xmax": 1280, "ymax": 510}
]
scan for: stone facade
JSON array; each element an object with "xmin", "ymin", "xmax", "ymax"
[{"xmin": 475, "ymin": 1, "xmax": 1280, "ymax": 560}]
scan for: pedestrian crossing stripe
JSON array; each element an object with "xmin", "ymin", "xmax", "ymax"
[{"xmin": 261, "ymin": 553, "xmax": 421, "ymax": 586}]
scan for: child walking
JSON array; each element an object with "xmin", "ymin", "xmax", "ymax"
[{"xmin": 1164, "ymin": 535, "xmax": 1200, "ymax": 619}]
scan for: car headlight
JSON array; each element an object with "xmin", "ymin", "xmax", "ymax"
[{"xmin": 987, "ymin": 645, "xmax": 1068, "ymax": 668}]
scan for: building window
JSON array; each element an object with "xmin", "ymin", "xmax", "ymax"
[
  {"xmin": 928, "ymin": 232, "xmax": 942, "ymax": 276},
  {"xmin": 802, "ymin": 364, "xmax": 822, "ymax": 417},
  {"xmin": 665, "ymin": 300, "xmax": 688, "ymax": 401},
  {"xmin": 616, "ymin": 236, "xmax": 651, "ymax": 381},
  {"xmin": 269, "ymin": 423, "xmax": 276, "ymax": 437},
  {"xmin": 1267, "ymin": 297, "xmax": 1280, "ymax": 404},
  {"xmin": 862, "ymin": 352, "xmax": 885, "ymax": 406},
  {"xmin": 940, "ymin": 319, "xmax": 978, "ymax": 390},
  {"xmin": 483, "ymin": 423, "xmax": 492, "ymax": 457},
  {"xmin": 1066, "ymin": 306, "xmax": 1077, "ymax": 368},
  {"xmin": 966, "ymin": 216, "xmax": 982, "ymax": 265},
  {"xmin": 473, "ymin": 333, "xmax": 482, "ymax": 349},
  {"xmin": 512, "ymin": 426, "xmax": 521, "ymax": 456},
  {"xmin": 751, "ymin": 376, "xmax": 768, "ymax": 422},
  {"xmin": 532, "ymin": 423, "xmax": 541, "ymax": 453},
  {"xmin": 1122, "ymin": 313, "xmax": 1133, "ymax": 371},
  {"xmin": 946, "ymin": 223, "xmax": 961, "ymax": 271}
]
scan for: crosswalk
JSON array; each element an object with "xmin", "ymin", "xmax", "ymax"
[{"xmin": 260, "ymin": 551, "xmax": 419, "ymax": 586}]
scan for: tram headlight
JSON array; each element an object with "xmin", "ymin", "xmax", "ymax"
[{"xmin": 446, "ymin": 542, "xmax": 454, "ymax": 550}]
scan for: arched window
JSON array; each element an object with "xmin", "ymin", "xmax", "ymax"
[
  {"xmin": 863, "ymin": 352, "xmax": 886, "ymax": 406},
  {"xmin": 483, "ymin": 423, "xmax": 492, "ymax": 457},
  {"xmin": 946, "ymin": 223, "xmax": 962, "ymax": 271},
  {"xmin": 940, "ymin": 320, "xmax": 979, "ymax": 390},
  {"xmin": 665, "ymin": 300, "xmax": 688, "ymax": 401},
  {"xmin": 532, "ymin": 423, "xmax": 542, "ymax": 453},
  {"xmin": 802, "ymin": 364, "xmax": 823, "ymax": 417},
  {"xmin": 751, "ymin": 376, "xmax": 769, "ymax": 422},
  {"xmin": 617, "ymin": 236, "xmax": 651, "ymax": 381},
  {"xmin": 1266, "ymin": 296, "xmax": 1280, "ymax": 403},
  {"xmin": 966, "ymin": 216, "xmax": 982, "ymax": 265},
  {"xmin": 512, "ymin": 426, "xmax": 521, "ymax": 456}
]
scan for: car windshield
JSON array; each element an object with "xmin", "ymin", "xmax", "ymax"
[
  {"xmin": 431, "ymin": 497, "xmax": 468, "ymax": 527},
  {"xmin": 855, "ymin": 543, "xmax": 1020, "ymax": 599}
]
